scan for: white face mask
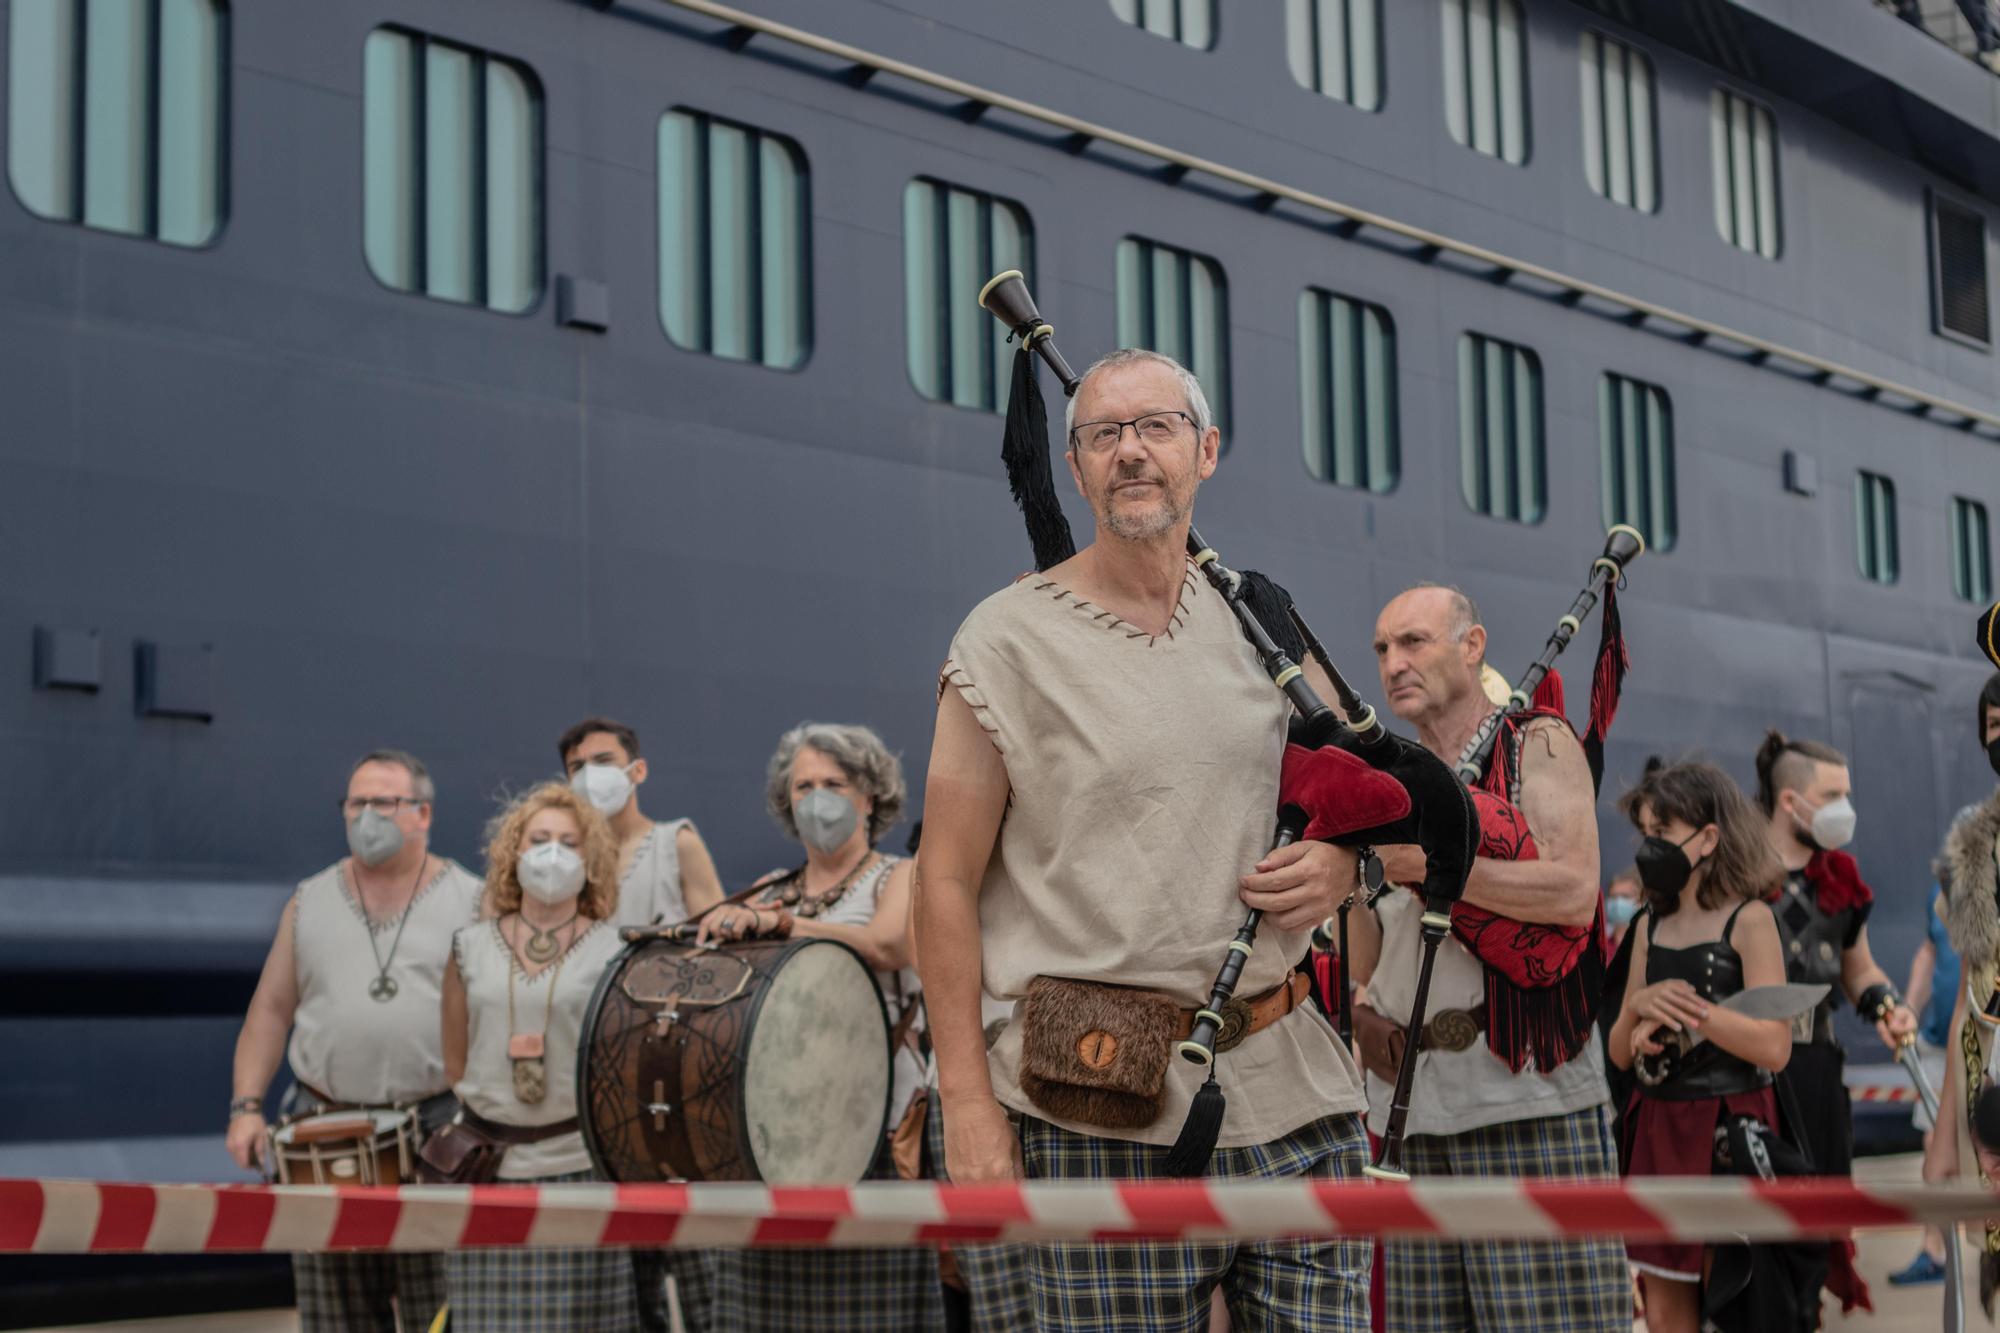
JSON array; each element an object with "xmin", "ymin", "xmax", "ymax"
[
  {"xmin": 570, "ymin": 762, "xmax": 636, "ymax": 817},
  {"xmin": 1792, "ymin": 794, "xmax": 1857, "ymax": 852},
  {"xmin": 517, "ymin": 841, "xmax": 586, "ymax": 904}
]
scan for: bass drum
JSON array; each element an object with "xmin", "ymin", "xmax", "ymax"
[{"xmin": 578, "ymin": 935, "xmax": 891, "ymax": 1185}]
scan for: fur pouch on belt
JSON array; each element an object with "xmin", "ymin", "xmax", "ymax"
[{"xmin": 1017, "ymin": 976, "xmax": 1178, "ymax": 1129}]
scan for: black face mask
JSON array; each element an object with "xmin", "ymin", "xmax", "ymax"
[
  {"xmin": 1988, "ymin": 735, "xmax": 2000, "ymax": 780},
  {"xmin": 1635, "ymin": 830, "xmax": 1704, "ymax": 905}
]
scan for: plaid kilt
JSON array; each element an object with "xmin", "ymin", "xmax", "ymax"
[
  {"xmin": 632, "ymin": 1248, "xmax": 717, "ymax": 1333},
  {"xmin": 1019, "ymin": 1111, "xmax": 1371, "ymax": 1333},
  {"xmin": 707, "ymin": 1151, "xmax": 944, "ymax": 1333},
  {"xmin": 1382, "ymin": 1105, "xmax": 1629, "ymax": 1332},
  {"xmin": 443, "ymin": 1171, "xmax": 639, "ymax": 1333},
  {"xmin": 294, "ymin": 1252, "xmax": 447, "ymax": 1333},
  {"xmin": 925, "ymin": 1090, "xmax": 1035, "ymax": 1333}
]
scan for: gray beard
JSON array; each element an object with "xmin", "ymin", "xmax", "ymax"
[{"xmin": 1100, "ymin": 487, "xmax": 1189, "ymax": 541}]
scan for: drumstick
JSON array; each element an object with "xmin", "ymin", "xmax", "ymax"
[{"xmin": 618, "ymin": 873, "xmax": 796, "ymax": 944}]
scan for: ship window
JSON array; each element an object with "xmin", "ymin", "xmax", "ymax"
[
  {"xmin": 1299, "ymin": 289, "xmax": 1397, "ymax": 491},
  {"xmin": 1116, "ymin": 236, "xmax": 1230, "ymax": 436},
  {"xmin": 658, "ymin": 109, "xmax": 810, "ymax": 370},
  {"xmin": 1285, "ymin": 0, "xmax": 1383, "ymax": 112},
  {"xmin": 1108, "ymin": 0, "xmax": 1215, "ymax": 50},
  {"xmin": 1579, "ymin": 31, "xmax": 1656, "ymax": 213},
  {"xmin": 363, "ymin": 28, "xmax": 543, "ymax": 314},
  {"xmin": 1598, "ymin": 374, "xmax": 1674, "ymax": 551},
  {"xmin": 1854, "ymin": 471, "xmax": 1899, "ymax": 585},
  {"xmin": 1953, "ymin": 497, "xmax": 1991, "ymax": 603},
  {"xmin": 1930, "ymin": 192, "xmax": 1990, "ymax": 347},
  {"xmin": 904, "ymin": 180, "xmax": 1033, "ymax": 412},
  {"xmin": 1709, "ymin": 88, "xmax": 1780, "ymax": 259},
  {"xmin": 1442, "ymin": 0, "xmax": 1529, "ymax": 166},
  {"xmin": 1458, "ymin": 332, "xmax": 1544, "ymax": 524},
  {"xmin": 7, "ymin": 0, "xmax": 226, "ymax": 246}
]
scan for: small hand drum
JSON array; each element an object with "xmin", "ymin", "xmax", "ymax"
[{"xmin": 269, "ymin": 1109, "xmax": 417, "ymax": 1185}]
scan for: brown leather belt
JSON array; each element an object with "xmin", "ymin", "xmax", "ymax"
[
  {"xmin": 1173, "ymin": 972, "xmax": 1311, "ymax": 1054},
  {"xmin": 1423, "ymin": 1004, "xmax": 1488, "ymax": 1054},
  {"xmin": 460, "ymin": 1108, "xmax": 580, "ymax": 1146}
]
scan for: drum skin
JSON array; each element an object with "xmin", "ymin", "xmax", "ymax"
[{"xmin": 578, "ymin": 935, "xmax": 891, "ymax": 1185}]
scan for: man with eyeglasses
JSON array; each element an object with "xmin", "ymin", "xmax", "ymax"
[
  {"xmin": 226, "ymin": 749, "xmax": 482, "ymax": 1333},
  {"xmin": 921, "ymin": 348, "xmax": 1372, "ymax": 1329}
]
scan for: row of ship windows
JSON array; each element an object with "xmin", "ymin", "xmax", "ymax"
[
  {"xmin": 4, "ymin": 5, "xmax": 1992, "ymax": 599},
  {"xmin": 6, "ymin": 1, "xmax": 1992, "ymax": 347}
]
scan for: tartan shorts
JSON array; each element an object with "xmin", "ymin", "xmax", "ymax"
[
  {"xmin": 1382, "ymin": 1105, "xmax": 1629, "ymax": 1332},
  {"xmin": 1019, "ymin": 1111, "xmax": 1371, "ymax": 1333}
]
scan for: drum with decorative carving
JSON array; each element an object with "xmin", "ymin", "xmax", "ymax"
[{"xmin": 578, "ymin": 936, "xmax": 890, "ymax": 1185}]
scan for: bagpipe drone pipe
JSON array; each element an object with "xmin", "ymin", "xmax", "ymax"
[{"xmin": 976, "ymin": 271, "xmax": 1478, "ymax": 1179}]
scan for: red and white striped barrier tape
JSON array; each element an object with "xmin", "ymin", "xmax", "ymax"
[
  {"xmin": 1851, "ymin": 1084, "xmax": 1920, "ymax": 1104},
  {"xmin": 2, "ymin": 1177, "xmax": 1995, "ymax": 1254}
]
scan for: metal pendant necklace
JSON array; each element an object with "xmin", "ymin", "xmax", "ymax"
[
  {"xmin": 521, "ymin": 907, "xmax": 581, "ymax": 964},
  {"xmin": 358, "ymin": 854, "xmax": 428, "ymax": 1003}
]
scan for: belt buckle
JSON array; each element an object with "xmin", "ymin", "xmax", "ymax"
[
  {"xmin": 1213, "ymin": 997, "xmax": 1254, "ymax": 1054},
  {"xmin": 1428, "ymin": 1009, "xmax": 1480, "ymax": 1054}
]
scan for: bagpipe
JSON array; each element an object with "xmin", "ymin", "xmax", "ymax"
[{"xmin": 977, "ymin": 271, "xmax": 1477, "ymax": 1179}]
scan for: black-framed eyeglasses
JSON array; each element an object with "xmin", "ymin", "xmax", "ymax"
[
  {"xmin": 340, "ymin": 796, "xmax": 423, "ymax": 817},
  {"xmin": 1068, "ymin": 410, "xmax": 1196, "ymax": 454}
]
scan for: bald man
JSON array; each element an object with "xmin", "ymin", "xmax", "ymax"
[{"xmin": 1346, "ymin": 586, "xmax": 1626, "ymax": 1332}]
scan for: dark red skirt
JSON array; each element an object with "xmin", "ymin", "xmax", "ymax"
[{"xmin": 1621, "ymin": 1085, "xmax": 1780, "ymax": 1280}]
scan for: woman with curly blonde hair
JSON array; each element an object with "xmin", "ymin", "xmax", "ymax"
[{"xmin": 439, "ymin": 782, "xmax": 635, "ymax": 1331}]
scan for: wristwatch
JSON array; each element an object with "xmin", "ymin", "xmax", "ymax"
[{"xmin": 228, "ymin": 1095, "xmax": 263, "ymax": 1118}]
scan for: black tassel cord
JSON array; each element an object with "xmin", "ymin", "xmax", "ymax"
[
  {"xmin": 1164, "ymin": 1075, "xmax": 1227, "ymax": 1178},
  {"xmin": 999, "ymin": 345, "xmax": 1076, "ymax": 573}
]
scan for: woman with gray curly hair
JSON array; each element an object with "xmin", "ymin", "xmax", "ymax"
[{"xmin": 698, "ymin": 721, "xmax": 941, "ymax": 1330}]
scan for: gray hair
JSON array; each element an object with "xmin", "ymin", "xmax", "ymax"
[
  {"xmin": 349, "ymin": 748, "xmax": 435, "ymax": 805},
  {"xmin": 1064, "ymin": 348, "xmax": 1214, "ymax": 442},
  {"xmin": 1405, "ymin": 582, "xmax": 1482, "ymax": 644},
  {"xmin": 764, "ymin": 722, "xmax": 907, "ymax": 844}
]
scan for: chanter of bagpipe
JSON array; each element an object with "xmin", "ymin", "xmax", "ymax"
[{"xmin": 1453, "ymin": 524, "xmax": 1644, "ymax": 785}]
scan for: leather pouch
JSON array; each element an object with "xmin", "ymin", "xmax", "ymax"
[
  {"xmin": 1350, "ymin": 1001, "xmax": 1405, "ymax": 1085},
  {"xmin": 889, "ymin": 1085, "xmax": 929, "ymax": 1182},
  {"xmin": 1017, "ymin": 976, "xmax": 1178, "ymax": 1129},
  {"xmin": 416, "ymin": 1118, "xmax": 506, "ymax": 1186}
]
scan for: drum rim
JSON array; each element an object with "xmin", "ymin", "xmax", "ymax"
[
  {"xmin": 734, "ymin": 936, "xmax": 891, "ymax": 1185},
  {"xmin": 273, "ymin": 1108, "xmax": 409, "ymax": 1142},
  {"xmin": 577, "ymin": 933, "xmax": 892, "ymax": 1184}
]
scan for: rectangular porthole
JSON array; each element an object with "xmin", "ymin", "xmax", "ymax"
[
  {"xmin": 1598, "ymin": 374, "xmax": 1674, "ymax": 550},
  {"xmin": 363, "ymin": 27, "xmax": 544, "ymax": 314},
  {"xmin": 1953, "ymin": 497, "xmax": 1991, "ymax": 603},
  {"xmin": 658, "ymin": 109, "xmax": 811, "ymax": 369},
  {"xmin": 904, "ymin": 179, "xmax": 1033, "ymax": 412},
  {"xmin": 1298, "ymin": 289, "xmax": 1397, "ymax": 491},
  {"xmin": 1931, "ymin": 192, "xmax": 1991, "ymax": 347},
  {"xmin": 1458, "ymin": 332, "xmax": 1544, "ymax": 523},
  {"xmin": 1579, "ymin": 31, "xmax": 1656, "ymax": 213},
  {"xmin": 1443, "ymin": 0, "xmax": 1529, "ymax": 165},
  {"xmin": 1108, "ymin": 0, "xmax": 1215, "ymax": 50},
  {"xmin": 1285, "ymin": 0, "xmax": 1383, "ymax": 111},
  {"xmin": 7, "ymin": 0, "xmax": 227, "ymax": 246},
  {"xmin": 1710, "ymin": 88, "xmax": 1780, "ymax": 259},
  {"xmin": 1115, "ymin": 236, "xmax": 1230, "ymax": 436},
  {"xmin": 1854, "ymin": 471, "xmax": 1898, "ymax": 585}
]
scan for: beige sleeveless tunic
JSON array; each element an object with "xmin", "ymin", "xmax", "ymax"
[
  {"xmin": 612, "ymin": 817, "xmax": 693, "ymax": 930},
  {"xmin": 1367, "ymin": 891, "xmax": 1607, "ymax": 1136},
  {"xmin": 287, "ymin": 857, "xmax": 483, "ymax": 1105},
  {"xmin": 452, "ymin": 918, "xmax": 623, "ymax": 1179},
  {"xmin": 943, "ymin": 563, "xmax": 1365, "ymax": 1148}
]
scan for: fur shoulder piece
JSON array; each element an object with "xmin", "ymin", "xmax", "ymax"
[
  {"xmin": 1946, "ymin": 793, "xmax": 2000, "ymax": 968},
  {"xmin": 1804, "ymin": 849, "xmax": 1872, "ymax": 914}
]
